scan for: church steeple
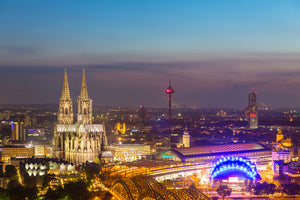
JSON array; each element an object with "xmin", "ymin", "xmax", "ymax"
[
  {"xmin": 77, "ymin": 68, "xmax": 93, "ymax": 124},
  {"xmin": 62, "ymin": 68, "xmax": 71, "ymax": 100},
  {"xmin": 80, "ymin": 67, "xmax": 89, "ymax": 99},
  {"xmin": 58, "ymin": 68, "xmax": 74, "ymax": 124}
]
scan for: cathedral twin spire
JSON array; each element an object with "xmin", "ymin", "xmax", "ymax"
[
  {"xmin": 77, "ymin": 67, "xmax": 92, "ymax": 124},
  {"xmin": 80, "ymin": 68, "xmax": 89, "ymax": 99},
  {"xmin": 58, "ymin": 68, "xmax": 92, "ymax": 125},
  {"xmin": 62, "ymin": 69, "xmax": 71, "ymax": 100}
]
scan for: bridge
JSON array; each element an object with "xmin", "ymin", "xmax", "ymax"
[{"xmin": 109, "ymin": 176, "xmax": 210, "ymax": 200}]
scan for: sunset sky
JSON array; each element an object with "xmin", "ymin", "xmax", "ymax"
[{"xmin": 1, "ymin": 0, "xmax": 300, "ymax": 108}]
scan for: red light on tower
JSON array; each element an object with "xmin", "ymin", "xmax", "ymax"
[
  {"xmin": 166, "ymin": 87, "xmax": 174, "ymax": 94},
  {"xmin": 166, "ymin": 73, "xmax": 174, "ymax": 119}
]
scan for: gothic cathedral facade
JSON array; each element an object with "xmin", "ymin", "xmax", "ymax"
[{"xmin": 53, "ymin": 68, "xmax": 108, "ymax": 165}]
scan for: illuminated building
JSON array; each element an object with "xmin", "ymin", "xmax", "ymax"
[
  {"xmin": 11, "ymin": 121, "xmax": 25, "ymax": 141},
  {"xmin": 24, "ymin": 111, "xmax": 31, "ymax": 127},
  {"xmin": 34, "ymin": 144, "xmax": 52, "ymax": 158},
  {"xmin": 211, "ymin": 157, "xmax": 259, "ymax": 180},
  {"xmin": 138, "ymin": 105, "xmax": 147, "ymax": 123},
  {"xmin": 0, "ymin": 145, "xmax": 35, "ymax": 165},
  {"xmin": 272, "ymin": 150, "xmax": 291, "ymax": 163},
  {"xmin": 109, "ymin": 145, "xmax": 267, "ymax": 188},
  {"xmin": 210, "ymin": 156, "xmax": 260, "ymax": 189},
  {"xmin": 57, "ymin": 69, "xmax": 74, "ymax": 125},
  {"xmin": 108, "ymin": 143, "xmax": 271, "ymax": 189},
  {"xmin": 216, "ymin": 110, "xmax": 227, "ymax": 117},
  {"xmin": 20, "ymin": 158, "xmax": 76, "ymax": 187},
  {"xmin": 276, "ymin": 127, "xmax": 284, "ymax": 143},
  {"xmin": 26, "ymin": 128, "xmax": 47, "ymax": 141},
  {"xmin": 158, "ymin": 143, "xmax": 271, "ymax": 166},
  {"xmin": 0, "ymin": 111, "xmax": 10, "ymax": 121},
  {"xmin": 165, "ymin": 73, "xmax": 174, "ymax": 120},
  {"xmin": 272, "ymin": 127, "xmax": 292, "ymax": 163},
  {"xmin": 53, "ymin": 68, "xmax": 108, "ymax": 164},
  {"xmin": 22, "ymin": 158, "xmax": 75, "ymax": 177},
  {"xmin": 115, "ymin": 122, "xmax": 127, "ymax": 134},
  {"xmin": 112, "ymin": 144, "xmax": 151, "ymax": 162},
  {"xmin": 245, "ymin": 89, "xmax": 258, "ymax": 129},
  {"xmin": 275, "ymin": 127, "xmax": 292, "ymax": 148},
  {"xmin": 76, "ymin": 68, "xmax": 92, "ymax": 125},
  {"xmin": 182, "ymin": 128, "xmax": 190, "ymax": 148}
]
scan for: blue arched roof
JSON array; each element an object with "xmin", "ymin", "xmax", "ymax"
[{"xmin": 211, "ymin": 156, "xmax": 259, "ymax": 180}]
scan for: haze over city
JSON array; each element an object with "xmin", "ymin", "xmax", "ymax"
[{"xmin": 1, "ymin": 1, "xmax": 300, "ymax": 108}]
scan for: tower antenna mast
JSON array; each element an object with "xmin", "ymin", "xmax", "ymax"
[{"xmin": 166, "ymin": 73, "xmax": 174, "ymax": 120}]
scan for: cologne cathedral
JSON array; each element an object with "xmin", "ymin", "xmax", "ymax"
[{"xmin": 53, "ymin": 68, "xmax": 108, "ymax": 164}]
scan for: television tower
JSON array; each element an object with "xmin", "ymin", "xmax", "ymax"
[{"xmin": 165, "ymin": 73, "xmax": 174, "ymax": 119}]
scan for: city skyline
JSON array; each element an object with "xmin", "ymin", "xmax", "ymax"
[{"xmin": 1, "ymin": 1, "xmax": 300, "ymax": 108}]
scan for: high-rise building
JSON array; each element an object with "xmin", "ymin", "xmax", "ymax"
[
  {"xmin": 11, "ymin": 121, "xmax": 25, "ymax": 141},
  {"xmin": 24, "ymin": 111, "xmax": 32, "ymax": 127},
  {"xmin": 182, "ymin": 128, "xmax": 190, "ymax": 148},
  {"xmin": 53, "ymin": 68, "xmax": 108, "ymax": 164},
  {"xmin": 138, "ymin": 105, "xmax": 147, "ymax": 123},
  {"xmin": 246, "ymin": 89, "xmax": 258, "ymax": 129}
]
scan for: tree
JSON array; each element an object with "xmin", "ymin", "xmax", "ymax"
[
  {"xmin": 47, "ymin": 181, "xmax": 90, "ymax": 200},
  {"xmin": 93, "ymin": 156, "xmax": 101, "ymax": 165},
  {"xmin": 7, "ymin": 179, "xmax": 21, "ymax": 190},
  {"xmin": 250, "ymin": 181, "xmax": 275, "ymax": 196},
  {"xmin": 282, "ymin": 183, "xmax": 300, "ymax": 200},
  {"xmin": 83, "ymin": 164, "xmax": 100, "ymax": 185},
  {"xmin": 8, "ymin": 185, "xmax": 26, "ymax": 200},
  {"xmin": 265, "ymin": 182, "xmax": 276, "ymax": 196},
  {"xmin": 0, "ymin": 188, "xmax": 10, "ymax": 200},
  {"xmin": 63, "ymin": 181, "xmax": 90, "ymax": 200},
  {"xmin": 6, "ymin": 180, "xmax": 38, "ymax": 200},
  {"xmin": 216, "ymin": 185, "xmax": 232, "ymax": 200},
  {"xmin": 23, "ymin": 171, "xmax": 36, "ymax": 187},
  {"xmin": 42, "ymin": 173, "xmax": 56, "ymax": 189},
  {"xmin": 44, "ymin": 188, "xmax": 60, "ymax": 200},
  {"xmin": 5, "ymin": 165, "xmax": 17, "ymax": 180},
  {"xmin": 24, "ymin": 186, "xmax": 38, "ymax": 200}
]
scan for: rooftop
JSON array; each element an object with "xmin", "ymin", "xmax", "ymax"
[{"xmin": 173, "ymin": 143, "xmax": 267, "ymax": 157}]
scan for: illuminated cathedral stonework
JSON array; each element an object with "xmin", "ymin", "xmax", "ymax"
[{"xmin": 53, "ymin": 68, "xmax": 108, "ymax": 164}]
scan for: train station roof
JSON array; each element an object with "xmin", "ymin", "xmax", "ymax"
[{"xmin": 173, "ymin": 143, "xmax": 268, "ymax": 158}]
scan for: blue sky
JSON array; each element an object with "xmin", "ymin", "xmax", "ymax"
[{"xmin": 1, "ymin": 1, "xmax": 300, "ymax": 108}]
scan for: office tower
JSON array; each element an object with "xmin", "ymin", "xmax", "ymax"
[
  {"xmin": 138, "ymin": 105, "xmax": 147, "ymax": 123},
  {"xmin": 246, "ymin": 89, "xmax": 258, "ymax": 129},
  {"xmin": 11, "ymin": 121, "xmax": 25, "ymax": 141},
  {"xmin": 165, "ymin": 73, "xmax": 174, "ymax": 120},
  {"xmin": 11, "ymin": 121, "xmax": 19, "ymax": 140},
  {"xmin": 53, "ymin": 68, "xmax": 108, "ymax": 164},
  {"xmin": 24, "ymin": 111, "xmax": 32, "ymax": 127}
]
